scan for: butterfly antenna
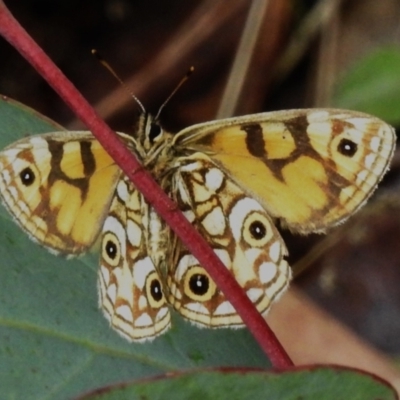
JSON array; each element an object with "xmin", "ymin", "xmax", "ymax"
[
  {"xmin": 155, "ymin": 66, "xmax": 194, "ymax": 121},
  {"xmin": 91, "ymin": 49, "xmax": 146, "ymax": 114}
]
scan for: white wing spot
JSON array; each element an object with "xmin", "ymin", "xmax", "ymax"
[
  {"xmin": 356, "ymin": 169, "xmax": 368, "ymax": 185},
  {"xmin": 18, "ymin": 200, "xmax": 29, "ymax": 215},
  {"xmin": 126, "ymin": 219, "xmax": 142, "ymax": 248},
  {"xmin": 202, "ymin": 206, "xmax": 226, "ymax": 236},
  {"xmin": 116, "ymin": 180, "xmax": 129, "ymax": 202},
  {"xmin": 4, "ymin": 149, "xmax": 20, "ymax": 159},
  {"xmin": 307, "ymin": 110, "xmax": 330, "ymax": 122},
  {"xmin": 1, "ymin": 169, "xmax": 10, "ymax": 184},
  {"xmin": 116, "ymin": 305, "xmax": 133, "ymax": 322},
  {"xmin": 157, "ymin": 307, "xmax": 169, "ymax": 321},
  {"xmin": 107, "ymin": 283, "xmax": 117, "ymax": 304},
  {"xmin": 100, "ymin": 265, "xmax": 110, "ymax": 285},
  {"xmin": 370, "ymin": 136, "xmax": 381, "ymax": 152},
  {"xmin": 30, "ymin": 137, "xmax": 48, "ymax": 146},
  {"xmin": 135, "ymin": 313, "xmax": 152, "ymax": 327},
  {"xmin": 183, "ymin": 209, "xmax": 196, "ymax": 223},
  {"xmin": 214, "ymin": 248, "xmax": 231, "ymax": 267},
  {"xmin": 269, "ymin": 241, "xmax": 281, "ymax": 263},
  {"xmin": 8, "ymin": 185, "xmax": 18, "ymax": 201},
  {"xmin": 176, "ymin": 179, "xmax": 191, "ymax": 205},
  {"xmin": 258, "ymin": 262, "xmax": 278, "ymax": 284},
  {"xmin": 133, "ymin": 257, "xmax": 156, "ymax": 289},
  {"xmin": 180, "ymin": 160, "xmax": 203, "ymax": 172},
  {"xmin": 349, "ymin": 118, "xmax": 370, "ymax": 132},
  {"xmin": 214, "ymin": 301, "xmax": 235, "ymax": 316},
  {"xmin": 365, "ymin": 153, "xmax": 376, "ymax": 169},
  {"xmin": 175, "ymin": 254, "xmax": 196, "ymax": 281},
  {"xmin": 186, "ymin": 302, "xmax": 209, "ymax": 315},
  {"xmin": 205, "ymin": 168, "xmax": 224, "ymax": 191},
  {"xmin": 246, "ymin": 288, "xmax": 263, "ymax": 302}
]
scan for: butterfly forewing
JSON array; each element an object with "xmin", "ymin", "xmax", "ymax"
[
  {"xmin": 174, "ymin": 109, "xmax": 396, "ymax": 233},
  {"xmin": 0, "ymin": 132, "xmax": 121, "ymax": 254}
]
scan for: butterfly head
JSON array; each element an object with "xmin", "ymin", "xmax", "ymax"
[
  {"xmin": 136, "ymin": 68, "xmax": 194, "ymax": 157},
  {"xmin": 131, "ymin": 112, "xmax": 176, "ymax": 170},
  {"xmin": 137, "ymin": 112, "xmax": 165, "ymax": 149}
]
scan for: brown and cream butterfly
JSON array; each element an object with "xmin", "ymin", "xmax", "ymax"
[{"xmin": 0, "ymin": 107, "xmax": 395, "ymax": 341}]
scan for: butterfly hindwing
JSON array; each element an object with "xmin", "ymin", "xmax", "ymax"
[
  {"xmin": 0, "ymin": 131, "xmax": 121, "ymax": 254},
  {"xmin": 99, "ymin": 176, "xmax": 171, "ymax": 341},
  {"xmin": 167, "ymin": 153, "xmax": 291, "ymax": 327},
  {"xmin": 174, "ymin": 109, "xmax": 395, "ymax": 233}
]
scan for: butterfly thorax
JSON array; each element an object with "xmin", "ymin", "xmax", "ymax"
[{"xmin": 127, "ymin": 112, "xmax": 192, "ymax": 189}]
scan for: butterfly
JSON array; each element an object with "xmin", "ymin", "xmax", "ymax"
[{"xmin": 0, "ymin": 107, "xmax": 395, "ymax": 341}]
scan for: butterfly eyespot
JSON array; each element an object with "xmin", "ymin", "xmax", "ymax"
[
  {"xmin": 338, "ymin": 138, "xmax": 358, "ymax": 157},
  {"xmin": 190, "ymin": 273, "xmax": 208, "ymax": 295},
  {"xmin": 146, "ymin": 271, "xmax": 165, "ymax": 308},
  {"xmin": 249, "ymin": 220, "xmax": 266, "ymax": 239},
  {"xmin": 19, "ymin": 167, "xmax": 35, "ymax": 186},
  {"xmin": 102, "ymin": 232, "xmax": 121, "ymax": 267},
  {"xmin": 243, "ymin": 212, "xmax": 272, "ymax": 247},
  {"xmin": 183, "ymin": 266, "xmax": 216, "ymax": 301}
]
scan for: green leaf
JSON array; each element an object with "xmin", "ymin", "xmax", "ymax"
[
  {"xmin": 78, "ymin": 367, "xmax": 397, "ymax": 400},
  {"xmin": 0, "ymin": 95, "xmax": 65, "ymax": 138},
  {"xmin": 0, "ymin": 97, "xmax": 269, "ymax": 399},
  {"xmin": 332, "ymin": 47, "xmax": 400, "ymax": 125}
]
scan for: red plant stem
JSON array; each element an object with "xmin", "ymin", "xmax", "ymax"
[{"xmin": 0, "ymin": 2, "xmax": 293, "ymax": 368}]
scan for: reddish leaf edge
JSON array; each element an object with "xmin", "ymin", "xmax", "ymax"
[
  {"xmin": 0, "ymin": 1, "xmax": 292, "ymax": 368},
  {"xmin": 75, "ymin": 365, "xmax": 398, "ymax": 400}
]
